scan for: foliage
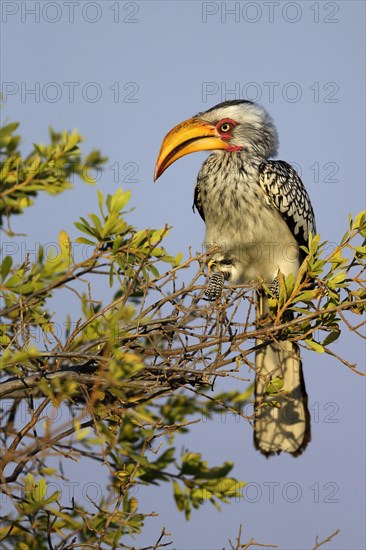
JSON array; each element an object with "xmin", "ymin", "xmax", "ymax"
[
  {"xmin": 0, "ymin": 122, "xmax": 364, "ymax": 548},
  {"xmin": 0, "ymin": 122, "xmax": 106, "ymax": 226}
]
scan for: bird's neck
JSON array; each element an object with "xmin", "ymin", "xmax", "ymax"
[{"xmin": 208, "ymin": 150, "xmax": 265, "ymax": 178}]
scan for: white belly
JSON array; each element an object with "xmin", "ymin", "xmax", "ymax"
[
  {"xmin": 204, "ymin": 210, "xmax": 300, "ymax": 285},
  {"xmin": 199, "ymin": 158, "xmax": 301, "ymax": 285}
]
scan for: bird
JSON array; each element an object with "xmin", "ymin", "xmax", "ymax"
[{"xmin": 154, "ymin": 99, "xmax": 316, "ymax": 456}]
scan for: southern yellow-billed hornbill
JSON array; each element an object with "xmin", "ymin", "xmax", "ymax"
[{"xmin": 154, "ymin": 100, "xmax": 316, "ymax": 456}]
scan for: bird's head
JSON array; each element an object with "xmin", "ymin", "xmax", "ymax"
[{"xmin": 154, "ymin": 100, "xmax": 278, "ymax": 180}]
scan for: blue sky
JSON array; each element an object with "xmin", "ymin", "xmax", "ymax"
[{"xmin": 1, "ymin": 1, "xmax": 365, "ymax": 548}]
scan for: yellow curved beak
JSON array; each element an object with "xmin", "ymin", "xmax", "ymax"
[{"xmin": 154, "ymin": 117, "xmax": 228, "ymax": 181}]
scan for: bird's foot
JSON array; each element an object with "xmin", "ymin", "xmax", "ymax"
[{"xmin": 205, "ymin": 271, "xmax": 229, "ymax": 300}]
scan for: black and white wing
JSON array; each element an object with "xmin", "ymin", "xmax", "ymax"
[{"xmin": 259, "ymin": 160, "xmax": 316, "ymax": 249}]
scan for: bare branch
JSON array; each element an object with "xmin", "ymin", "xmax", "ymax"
[{"xmin": 312, "ymin": 530, "xmax": 341, "ymax": 550}]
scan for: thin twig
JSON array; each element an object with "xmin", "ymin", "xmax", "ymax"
[{"xmin": 312, "ymin": 529, "xmax": 340, "ymax": 550}]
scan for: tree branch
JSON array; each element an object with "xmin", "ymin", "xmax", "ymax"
[{"xmin": 312, "ymin": 529, "xmax": 340, "ymax": 550}]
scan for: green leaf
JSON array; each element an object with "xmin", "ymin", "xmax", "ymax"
[
  {"xmin": 328, "ymin": 271, "xmax": 346, "ymax": 286},
  {"xmin": 43, "ymin": 490, "xmax": 62, "ymax": 505},
  {"xmin": 0, "ymin": 346, "xmax": 40, "ymax": 369},
  {"xmin": 266, "ymin": 376, "xmax": 284, "ymax": 394},
  {"xmin": 149, "ymin": 228, "xmax": 169, "ymax": 244},
  {"xmin": 304, "ymin": 339, "xmax": 325, "ymax": 353},
  {"xmin": 352, "ymin": 210, "xmax": 366, "ymax": 231},
  {"xmin": 322, "ymin": 330, "xmax": 341, "ymax": 346},
  {"xmin": 309, "ymin": 233, "xmax": 320, "ymax": 255},
  {"xmin": 97, "ymin": 189, "xmax": 105, "ymax": 216},
  {"xmin": 285, "ymin": 272, "xmax": 295, "ymax": 295},
  {"xmin": 26, "ymin": 476, "xmax": 47, "ymax": 503},
  {"xmin": 339, "ymin": 230, "xmax": 350, "ymax": 246},
  {"xmin": 75, "ymin": 219, "xmax": 97, "ymax": 237},
  {"xmin": 174, "ymin": 252, "xmax": 183, "ymax": 266},
  {"xmin": 75, "ymin": 236, "xmax": 96, "ymax": 245},
  {"xmin": 109, "ymin": 189, "xmax": 131, "ymax": 213},
  {"xmin": 292, "ymin": 289, "xmax": 318, "ymax": 303},
  {"xmin": 0, "ymin": 122, "xmax": 20, "ymax": 139},
  {"xmin": 173, "ymin": 480, "xmax": 185, "ymax": 512},
  {"xmin": 65, "ymin": 129, "xmax": 81, "ymax": 152},
  {"xmin": 353, "ymin": 245, "xmax": 366, "ymax": 255},
  {"xmin": 1, "ymin": 255, "xmax": 12, "ymax": 281},
  {"xmin": 89, "ymin": 213, "xmax": 103, "ymax": 235}
]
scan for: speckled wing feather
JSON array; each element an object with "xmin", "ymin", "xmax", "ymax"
[
  {"xmin": 192, "ymin": 181, "xmax": 205, "ymax": 221},
  {"xmin": 259, "ymin": 160, "xmax": 316, "ymax": 249}
]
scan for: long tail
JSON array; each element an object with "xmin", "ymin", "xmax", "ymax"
[{"xmin": 254, "ymin": 292, "xmax": 311, "ymax": 456}]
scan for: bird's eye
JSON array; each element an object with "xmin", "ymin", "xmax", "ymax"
[{"xmin": 220, "ymin": 123, "xmax": 231, "ymax": 133}]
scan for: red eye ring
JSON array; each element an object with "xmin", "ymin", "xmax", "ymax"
[{"xmin": 216, "ymin": 118, "xmax": 237, "ymax": 137}]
